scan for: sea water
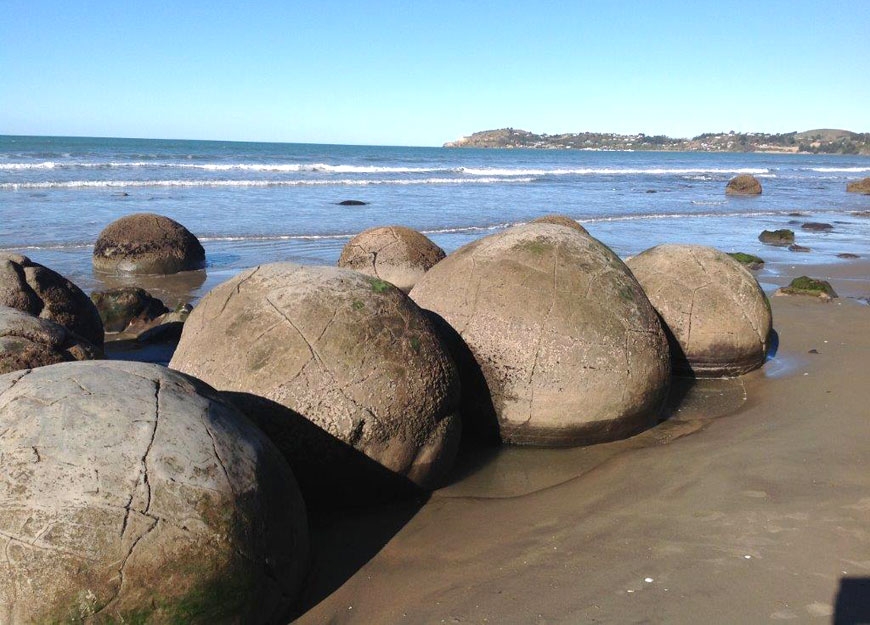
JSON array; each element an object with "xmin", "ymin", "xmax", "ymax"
[{"xmin": 2, "ymin": 135, "xmax": 869, "ymax": 304}]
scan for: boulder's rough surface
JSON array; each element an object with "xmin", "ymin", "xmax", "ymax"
[
  {"xmin": 410, "ymin": 223, "xmax": 670, "ymax": 447},
  {"xmin": 529, "ymin": 214, "xmax": 589, "ymax": 235},
  {"xmin": 170, "ymin": 263, "xmax": 461, "ymax": 502},
  {"xmin": 91, "ymin": 287, "xmax": 169, "ymax": 333},
  {"xmin": 627, "ymin": 244, "xmax": 772, "ymax": 377},
  {"xmin": 758, "ymin": 229, "xmax": 795, "ymax": 246},
  {"xmin": 93, "ymin": 213, "xmax": 205, "ymax": 275},
  {"xmin": 338, "ymin": 226, "xmax": 446, "ymax": 293},
  {"xmin": 0, "ymin": 306, "xmax": 101, "ymax": 373},
  {"xmin": 846, "ymin": 177, "xmax": 870, "ymax": 194},
  {"xmin": 725, "ymin": 174, "xmax": 762, "ymax": 195},
  {"xmin": 0, "ymin": 361, "xmax": 308, "ymax": 624},
  {"xmin": 0, "ymin": 253, "xmax": 104, "ymax": 348}
]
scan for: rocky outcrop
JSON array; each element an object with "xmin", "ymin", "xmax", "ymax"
[
  {"xmin": 726, "ymin": 174, "xmax": 762, "ymax": 196},
  {"xmin": 338, "ymin": 226, "xmax": 446, "ymax": 293},
  {"xmin": 0, "ymin": 361, "xmax": 309, "ymax": 623},
  {"xmin": 758, "ymin": 229, "xmax": 795, "ymax": 246},
  {"xmin": 627, "ymin": 244, "xmax": 772, "ymax": 377},
  {"xmin": 93, "ymin": 213, "xmax": 205, "ymax": 275},
  {"xmin": 410, "ymin": 223, "xmax": 670, "ymax": 447},
  {"xmin": 0, "ymin": 306, "xmax": 101, "ymax": 373}
]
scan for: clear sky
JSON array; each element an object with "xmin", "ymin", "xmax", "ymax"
[{"xmin": 2, "ymin": 0, "xmax": 868, "ymax": 146}]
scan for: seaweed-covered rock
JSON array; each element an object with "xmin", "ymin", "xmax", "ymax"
[
  {"xmin": 0, "ymin": 253, "xmax": 104, "ymax": 348},
  {"xmin": 93, "ymin": 213, "xmax": 205, "ymax": 275},
  {"xmin": 726, "ymin": 174, "xmax": 762, "ymax": 196},
  {"xmin": 338, "ymin": 225, "xmax": 446, "ymax": 293},
  {"xmin": 529, "ymin": 214, "xmax": 589, "ymax": 235},
  {"xmin": 0, "ymin": 306, "xmax": 101, "ymax": 373},
  {"xmin": 627, "ymin": 244, "xmax": 772, "ymax": 377},
  {"xmin": 410, "ymin": 223, "xmax": 670, "ymax": 447},
  {"xmin": 727, "ymin": 252, "xmax": 765, "ymax": 270},
  {"xmin": 846, "ymin": 177, "xmax": 870, "ymax": 194},
  {"xmin": 0, "ymin": 361, "xmax": 308, "ymax": 624},
  {"xmin": 776, "ymin": 276, "xmax": 838, "ymax": 300},
  {"xmin": 91, "ymin": 287, "xmax": 169, "ymax": 333},
  {"xmin": 170, "ymin": 263, "xmax": 461, "ymax": 504},
  {"xmin": 758, "ymin": 229, "xmax": 795, "ymax": 246}
]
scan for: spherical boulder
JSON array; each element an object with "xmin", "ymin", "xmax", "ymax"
[
  {"xmin": 626, "ymin": 244, "xmax": 772, "ymax": 377},
  {"xmin": 338, "ymin": 225, "xmax": 446, "ymax": 293},
  {"xmin": 409, "ymin": 223, "xmax": 671, "ymax": 447},
  {"xmin": 726, "ymin": 174, "xmax": 762, "ymax": 195},
  {"xmin": 530, "ymin": 214, "xmax": 589, "ymax": 235},
  {"xmin": 0, "ymin": 306, "xmax": 101, "ymax": 373},
  {"xmin": 0, "ymin": 253, "xmax": 104, "ymax": 348},
  {"xmin": 93, "ymin": 213, "xmax": 205, "ymax": 275},
  {"xmin": 170, "ymin": 263, "xmax": 461, "ymax": 504},
  {"xmin": 0, "ymin": 361, "xmax": 308, "ymax": 624}
]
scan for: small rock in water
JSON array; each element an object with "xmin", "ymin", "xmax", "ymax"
[
  {"xmin": 837, "ymin": 253, "xmax": 859, "ymax": 259},
  {"xmin": 775, "ymin": 276, "xmax": 838, "ymax": 300},
  {"xmin": 758, "ymin": 229, "xmax": 794, "ymax": 246},
  {"xmin": 338, "ymin": 199, "xmax": 368, "ymax": 206},
  {"xmin": 789, "ymin": 244, "xmax": 811, "ymax": 253},
  {"xmin": 801, "ymin": 222, "xmax": 833, "ymax": 232}
]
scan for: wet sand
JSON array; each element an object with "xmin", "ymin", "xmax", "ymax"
[{"xmin": 292, "ymin": 260, "xmax": 870, "ymax": 624}]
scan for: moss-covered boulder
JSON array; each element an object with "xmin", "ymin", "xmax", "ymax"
[
  {"xmin": 410, "ymin": 223, "xmax": 670, "ymax": 447},
  {"xmin": 338, "ymin": 225, "xmax": 445, "ymax": 293},
  {"xmin": 758, "ymin": 229, "xmax": 795, "ymax": 246},
  {"xmin": 846, "ymin": 177, "xmax": 870, "ymax": 194},
  {"xmin": 776, "ymin": 276, "xmax": 838, "ymax": 300},
  {"xmin": 0, "ymin": 306, "xmax": 101, "ymax": 374},
  {"xmin": 0, "ymin": 361, "xmax": 309, "ymax": 624},
  {"xmin": 726, "ymin": 174, "xmax": 762, "ymax": 196},
  {"xmin": 627, "ymin": 244, "xmax": 772, "ymax": 377},
  {"xmin": 93, "ymin": 213, "xmax": 205, "ymax": 275},
  {"xmin": 727, "ymin": 252, "xmax": 765, "ymax": 270},
  {"xmin": 529, "ymin": 214, "xmax": 589, "ymax": 235},
  {"xmin": 170, "ymin": 263, "xmax": 461, "ymax": 505}
]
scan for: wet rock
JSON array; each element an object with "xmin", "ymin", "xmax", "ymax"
[
  {"xmin": 93, "ymin": 213, "xmax": 205, "ymax": 275},
  {"xmin": 410, "ymin": 223, "xmax": 670, "ymax": 447},
  {"xmin": 726, "ymin": 174, "xmax": 762, "ymax": 196},
  {"xmin": 0, "ymin": 253, "xmax": 104, "ymax": 348},
  {"xmin": 727, "ymin": 252, "xmax": 765, "ymax": 270},
  {"xmin": 529, "ymin": 214, "xmax": 589, "ymax": 235},
  {"xmin": 846, "ymin": 177, "xmax": 870, "ymax": 194},
  {"xmin": 338, "ymin": 199, "xmax": 368, "ymax": 206},
  {"xmin": 789, "ymin": 244, "xmax": 812, "ymax": 252},
  {"xmin": 91, "ymin": 287, "xmax": 169, "ymax": 333},
  {"xmin": 837, "ymin": 253, "xmax": 860, "ymax": 259},
  {"xmin": 0, "ymin": 306, "xmax": 101, "ymax": 373},
  {"xmin": 758, "ymin": 229, "xmax": 795, "ymax": 246},
  {"xmin": 170, "ymin": 263, "xmax": 461, "ymax": 505},
  {"xmin": 627, "ymin": 244, "xmax": 772, "ymax": 377},
  {"xmin": 338, "ymin": 225, "xmax": 446, "ymax": 293},
  {"xmin": 775, "ymin": 276, "xmax": 838, "ymax": 300},
  {"xmin": 0, "ymin": 361, "xmax": 309, "ymax": 623},
  {"xmin": 801, "ymin": 222, "xmax": 834, "ymax": 232},
  {"xmin": 852, "ymin": 210, "xmax": 870, "ymax": 217}
]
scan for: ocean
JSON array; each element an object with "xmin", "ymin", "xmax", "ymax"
[{"xmin": 2, "ymin": 134, "xmax": 869, "ymax": 305}]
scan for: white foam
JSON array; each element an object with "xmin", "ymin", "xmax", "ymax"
[
  {"xmin": 0, "ymin": 177, "xmax": 536, "ymax": 190},
  {"xmin": 811, "ymin": 167, "xmax": 870, "ymax": 173}
]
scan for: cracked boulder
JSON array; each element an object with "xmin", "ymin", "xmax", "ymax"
[
  {"xmin": 93, "ymin": 213, "xmax": 205, "ymax": 275},
  {"xmin": 626, "ymin": 244, "xmax": 772, "ymax": 377},
  {"xmin": 0, "ymin": 306, "xmax": 101, "ymax": 373},
  {"xmin": 169, "ymin": 263, "xmax": 461, "ymax": 506},
  {"xmin": 0, "ymin": 253, "xmax": 105, "ymax": 349},
  {"xmin": 338, "ymin": 225, "xmax": 445, "ymax": 293},
  {"xmin": 0, "ymin": 361, "xmax": 309, "ymax": 624},
  {"xmin": 409, "ymin": 223, "xmax": 671, "ymax": 447}
]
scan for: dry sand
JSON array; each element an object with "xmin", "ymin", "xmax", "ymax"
[{"xmin": 292, "ymin": 259, "xmax": 870, "ymax": 624}]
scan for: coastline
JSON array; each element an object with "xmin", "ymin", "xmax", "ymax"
[{"xmin": 292, "ymin": 257, "xmax": 870, "ymax": 624}]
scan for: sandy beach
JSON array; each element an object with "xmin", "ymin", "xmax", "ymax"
[{"xmin": 293, "ymin": 259, "xmax": 870, "ymax": 624}]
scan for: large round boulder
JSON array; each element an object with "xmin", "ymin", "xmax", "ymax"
[
  {"xmin": 409, "ymin": 223, "xmax": 671, "ymax": 447},
  {"xmin": 93, "ymin": 213, "xmax": 206, "ymax": 275},
  {"xmin": 846, "ymin": 177, "xmax": 870, "ymax": 194},
  {"xmin": 530, "ymin": 214, "xmax": 589, "ymax": 235},
  {"xmin": 0, "ymin": 306, "xmax": 101, "ymax": 373},
  {"xmin": 338, "ymin": 225, "xmax": 446, "ymax": 293},
  {"xmin": 0, "ymin": 361, "xmax": 308, "ymax": 624},
  {"xmin": 626, "ymin": 244, "xmax": 772, "ymax": 377},
  {"xmin": 170, "ymin": 263, "xmax": 461, "ymax": 504},
  {"xmin": 726, "ymin": 174, "xmax": 762, "ymax": 195},
  {"xmin": 0, "ymin": 253, "xmax": 104, "ymax": 348}
]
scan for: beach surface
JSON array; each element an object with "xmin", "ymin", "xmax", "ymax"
[{"xmin": 293, "ymin": 260, "xmax": 870, "ymax": 624}]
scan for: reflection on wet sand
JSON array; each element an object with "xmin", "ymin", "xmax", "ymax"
[{"xmin": 91, "ymin": 268, "xmax": 208, "ymax": 308}]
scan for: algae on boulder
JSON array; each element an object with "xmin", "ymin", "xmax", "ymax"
[
  {"xmin": 758, "ymin": 229, "xmax": 795, "ymax": 246},
  {"xmin": 626, "ymin": 244, "xmax": 772, "ymax": 377},
  {"xmin": 777, "ymin": 276, "xmax": 838, "ymax": 300},
  {"xmin": 727, "ymin": 252, "xmax": 765, "ymax": 270},
  {"xmin": 0, "ymin": 361, "xmax": 309, "ymax": 624},
  {"xmin": 410, "ymin": 223, "xmax": 670, "ymax": 447}
]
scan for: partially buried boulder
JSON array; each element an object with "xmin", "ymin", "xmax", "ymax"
[
  {"xmin": 726, "ymin": 174, "xmax": 763, "ymax": 196},
  {"xmin": 170, "ymin": 263, "xmax": 461, "ymax": 505},
  {"xmin": 846, "ymin": 177, "xmax": 870, "ymax": 194},
  {"xmin": 338, "ymin": 225, "xmax": 446, "ymax": 293},
  {"xmin": 775, "ymin": 276, "xmax": 838, "ymax": 300},
  {"xmin": 410, "ymin": 223, "xmax": 671, "ymax": 447},
  {"xmin": 626, "ymin": 244, "xmax": 772, "ymax": 377},
  {"xmin": 0, "ymin": 306, "xmax": 101, "ymax": 373},
  {"xmin": 0, "ymin": 361, "xmax": 308, "ymax": 624},
  {"xmin": 529, "ymin": 214, "xmax": 589, "ymax": 235},
  {"xmin": 93, "ymin": 213, "xmax": 205, "ymax": 275},
  {"xmin": 0, "ymin": 253, "xmax": 104, "ymax": 348},
  {"xmin": 91, "ymin": 286, "xmax": 169, "ymax": 333},
  {"xmin": 758, "ymin": 229, "xmax": 795, "ymax": 246}
]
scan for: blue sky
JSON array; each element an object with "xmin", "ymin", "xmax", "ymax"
[{"xmin": 2, "ymin": 1, "xmax": 868, "ymax": 145}]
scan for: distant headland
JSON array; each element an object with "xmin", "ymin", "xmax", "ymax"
[{"xmin": 444, "ymin": 128, "xmax": 870, "ymax": 155}]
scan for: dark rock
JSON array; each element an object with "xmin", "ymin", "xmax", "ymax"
[
  {"xmin": 727, "ymin": 252, "xmax": 765, "ymax": 270},
  {"xmin": 0, "ymin": 306, "xmax": 102, "ymax": 373},
  {"xmin": 91, "ymin": 287, "xmax": 169, "ymax": 333},
  {"xmin": 726, "ymin": 174, "xmax": 762, "ymax": 196},
  {"xmin": 93, "ymin": 213, "xmax": 205, "ymax": 275},
  {"xmin": 776, "ymin": 276, "xmax": 838, "ymax": 300},
  {"xmin": 837, "ymin": 253, "xmax": 860, "ymax": 259},
  {"xmin": 338, "ymin": 199, "xmax": 368, "ymax": 206},
  {"xmin": 788, "ymin": 212, "xmax": 809, "ymax": 217},
  {"xmin": 846, "ymin": 177, "xmax": 870, "ymax": 194},
  {"xmin": 853, "ymin": 211, "xmax": 870, "ymax": 217},
  {"xmin": 801, "ymin": 222, "xmax": 834, "ymax": 232},
  {"xmin": 758, "ymin": 229, "xmax": 795, "ymax": 246},
  {"xmin": 789, "ymin": 244, "xmax": 812, "ymax": 253}
]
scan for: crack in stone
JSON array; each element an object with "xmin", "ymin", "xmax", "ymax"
[{"xmin": 201, "ymin": 407, "xmax": 235, "ymax": 497}]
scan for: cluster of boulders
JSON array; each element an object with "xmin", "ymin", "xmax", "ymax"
[{"xmin": 0, "ymin": 209, "xmax": 783, "ymax": 622}]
